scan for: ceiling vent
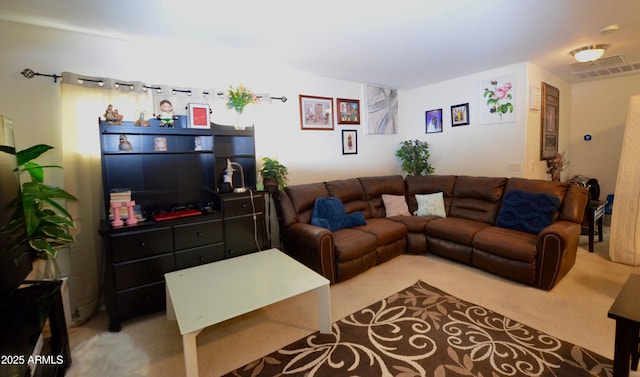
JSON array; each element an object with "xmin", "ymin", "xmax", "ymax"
[{"xmin": 570, "ymin": 54, "xmax": 640, "ymax": 79}]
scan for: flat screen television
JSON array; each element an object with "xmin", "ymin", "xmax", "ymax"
[{"xmin": 0, "ymin": 115, "xmax": 33, "ymax": 304}]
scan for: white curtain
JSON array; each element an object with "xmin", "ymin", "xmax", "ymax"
[{"xmin": 61, "ymin": 80, "xmax": 153, "ymax": 324}]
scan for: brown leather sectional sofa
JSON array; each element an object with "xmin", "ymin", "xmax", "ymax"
[{"xmin": 275, "ymin": 175, "xmax": 588, "ymax": 290}]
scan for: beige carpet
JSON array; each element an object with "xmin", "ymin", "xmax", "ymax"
[{"xmin": 66, "ymin": 225, "xmax": 640, "ymax": 377}]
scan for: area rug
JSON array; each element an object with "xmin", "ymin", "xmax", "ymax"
[
  {"xmin": 66, "ymin": 332, "xmax": 149, "ymax": 377},
  {"xmin": 224, "ymin": 280, "xmax": 612, "ymax": 377}
]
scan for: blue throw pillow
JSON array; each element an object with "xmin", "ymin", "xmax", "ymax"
[
  {"xmin": 311, "ymin": 197, "xmax": 366, "ymax": 231},
  {"xmin": 497, "ymin": 190, "xmax": 561, "ymax": 234}
]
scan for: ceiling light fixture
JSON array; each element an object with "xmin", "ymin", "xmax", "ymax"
[{"xmin": 570, "ymin": 44, "xmax": 609, "ymax": 63}]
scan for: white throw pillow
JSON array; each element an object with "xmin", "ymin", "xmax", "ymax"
[
  {"xmin": 382, "ymin": 194, "xmax": 411, "ymax": 217},
  {"xmin": 415, "ymin": 192, "xmax": 446, "ymax": 217}
]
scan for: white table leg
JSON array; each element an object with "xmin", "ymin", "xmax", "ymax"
[
  {"xmin": 315, "ymin": 283, "xmax": 332, "ymax": 334},
  {"xmin": 166, "ymin": 285, "xmax": 176, "ymax": 321},
  {"xmin": 183, "ymin": 330, "xmax": 202, "ymax": 377}
]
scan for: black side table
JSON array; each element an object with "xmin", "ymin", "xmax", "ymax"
[
  {"xmin": 585, "ymin": 200, "xmax": 607, "ymax": 252},
  {"xmin": 608, "ymin": 274, "xmax": 640, "ymax": 377}
]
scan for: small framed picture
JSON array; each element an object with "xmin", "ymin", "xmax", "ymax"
[
  {"xmin": 188, "ymin": 103, "xmax": 211, "ymax": 128},
  {"xmin": 451, "ymin": 103, "xmax": 470, "ymax": 126},
  {"xmin": 342, "ymin": 130, "xmax": 357, "ymax": 154},
  {"xmin": 425, "ymin": 109, "xmax": 443, "ymax": 134},
  {"xmin": 299, "ymin": 95, "xmax": 334, "ymax": 130},
  {"xmin": 337, "ymin": 98, "xmax": 360, "ymax": 124}
]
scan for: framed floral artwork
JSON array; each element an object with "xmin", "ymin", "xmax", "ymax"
[
  {"xmin": 342, "ymin": 130, "xmax": 357, "ymax": 154},
  {"xmin": 451, "ymin": 103, "xmax": 470, "ymax": 126},
  {"xmin": 480, "ymin": 74, "xmax": 516, "ymax": 124},
  {"xmin": 299, "ymin": 95, "xmax": 334, "ymax": 130},
  {"xmin": 337, "ymin": 98, "xmax": 360, "ymax": 124},
  {"xmin": 425, "ymin": 109, "xmax": 443, "ymax": 134},
  {"xmin": 187, "ymin": 103, "xmax": 211, "ymax": 128}
]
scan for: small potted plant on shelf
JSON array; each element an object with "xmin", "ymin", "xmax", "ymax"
[
  {"xmin": 395, "ymin": 139, "xmax": 435, "ymax": 176},
  {"xmin": 259, "ymin": 157, "xmax": 288, "ymax": 193},
  {"xmin": 0, "ymin": 144, "xmax": 77, "ymax": 279}
]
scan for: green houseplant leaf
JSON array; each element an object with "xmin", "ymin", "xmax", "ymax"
[
  {"xmin": 259, "ymin": 157, "xmax": 289, "ymax": 191},
  {"xmin": 395, "ymin": 139, "xmax": 435, "ymax": 176}
]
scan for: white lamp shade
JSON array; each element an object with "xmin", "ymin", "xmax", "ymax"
[{"xmin": 571, "ymin": 45, "xmax": 609, "ymax": 63}]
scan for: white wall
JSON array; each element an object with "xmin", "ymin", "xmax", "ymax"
[{"xmin": 570, "ymin": 74, "xmax": 640, "ymax": 199}]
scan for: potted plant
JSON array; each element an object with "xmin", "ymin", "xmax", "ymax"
[
  {"xmin": 395, "ymin": 139, "xmax": 435, "ymax": 176},
  {"xmin": 0, "ymin": 144, "xmax": 77, "ymax": 278},
  {"xmin": 259, "ymin": 157, "xmax": 288, "ymax": 193},
  {"xmin": 546, "ymin": 151, "xmax": 569, "ymax": 182}
]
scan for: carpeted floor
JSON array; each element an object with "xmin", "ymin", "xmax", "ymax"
[
  {"xmin": 66, "ymin": 225, "xmax": 640, "ymax": 376},
  {"xmin": 223, "ymin": 280, "xmax": 612, "ymax": 376}
]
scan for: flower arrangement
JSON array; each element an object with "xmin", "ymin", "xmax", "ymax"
[
  {"xmin": 226, "ymin": 84, "xmax": 257, "ymax": 114},
  {"xmin": 483, "ymin": 80, "xmax": 514, "ymax": 119},
  {"xmin": 546, "ymin": 151, "xmax": 569, "ymax": 181}
]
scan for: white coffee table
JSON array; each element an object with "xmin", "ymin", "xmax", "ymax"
[{"xmin": 165, "ymin": 248, "xmax": 331, "ymax": 377}]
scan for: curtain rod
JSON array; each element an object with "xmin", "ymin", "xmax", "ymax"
[{"xmin": 20, "ymin": 68, "xmax": 288, "ymax": 103}]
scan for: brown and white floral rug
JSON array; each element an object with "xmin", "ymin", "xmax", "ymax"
[{"xmin": 224, "ymin": 280, "xmax": 612, "ymax": 377}]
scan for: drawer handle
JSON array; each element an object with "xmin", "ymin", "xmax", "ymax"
[
  {"xmin": 199, "ymin": 256, "xmax": 204, "ymax": 262},
  {"xmin": 197, "ymin": 231, "xmax": 203, "ymax": 237},
  {"xmin": 139, "ymin": 241, "xmax": 146, "ymax": 248},
  {"xmin": 242, "ymin": 203, "xmax": 247, "ymax": 208}
]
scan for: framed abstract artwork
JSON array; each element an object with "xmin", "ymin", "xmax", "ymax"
[
  {"xmin": 299, "ymin": 95, "xmax": 334, "ymax": 130},
  {"xmin": 365, "ymin": 85, "xmax": 398, "ymax": 134}
]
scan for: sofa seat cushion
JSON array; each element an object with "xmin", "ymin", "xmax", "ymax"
[
  {"xmin": 333, "ymin": 228, "xmax": 378, "ymax": 263},
  {"xmin": 473, "ymin": 226, "xmax": 537, "ymax": 263},
  {"xmin": 389, "ymin": 215, "xmax": 434, "ymax": 233},
  {"xmin": 355, "ymin": 218, "xmax": 408, "ymax": 245},
  {"xmin": 426, "ymin": 217, "xmax": 489, "ymax": 245}
]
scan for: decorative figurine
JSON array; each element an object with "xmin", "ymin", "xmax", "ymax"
[
  {"xmin": 156, "ymin": 99, "xmax": 175, "ymax": 127},
  {"xmin": 113, "ymin": 109, "xmax": 124, "ymax": 125},
  {"xmin": 134, "ymin": 110, "xmax": 149, "ymax": 126},
  {"xmin": 104, "ymin": 104, "xmax": 116, "ymax": 125},
  {"xmin": 119, "ymin": 134, "xmax": 133, "ymax": 151},
  {"xmin": 194, "ymin": 136, "xmax": 202, "ymax": 151}
]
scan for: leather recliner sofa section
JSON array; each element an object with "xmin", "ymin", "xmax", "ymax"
[{"xmin": 275, "ymin": 174, "xmax": 588, "ymax": 290}]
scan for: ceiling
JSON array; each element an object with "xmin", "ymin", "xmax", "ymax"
[{"xmin": 1, "ymin": 0, "xmax": 640, "ymax": 89}]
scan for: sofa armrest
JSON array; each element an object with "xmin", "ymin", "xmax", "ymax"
[
  {"xmin": 283, "ymin": 223, "xmax": 337, "ymax": 284},
  {"xmin": 536, "ymin": 220, "xmax": 581, "ymax": 290}
]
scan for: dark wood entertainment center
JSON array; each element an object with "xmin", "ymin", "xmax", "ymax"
[{"xmin": 98, "ymin": 121, "xmax": 267, "ymax": 331}]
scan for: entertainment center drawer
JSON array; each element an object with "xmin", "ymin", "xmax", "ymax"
[
  {"xmin": 175, "ymin": 243, "xmax": 225, "ymax": 269},
  {"xmin": 174, "ymin": 219, "xmax": 223, "ymax": 250},
  {"xmin": 113, "ymin": 253, "xmax": 175, "ymax": 291},
  {"xmin": 110, "ymin": 227, "xmax": 173, "ymax": 263},
  {"xmin": 223, "ymin": 194, "xmax": 264, "ymax": 218},
  {"xmin": 116, "ymin": 282, "xmax": 166, "ymax": 321}
]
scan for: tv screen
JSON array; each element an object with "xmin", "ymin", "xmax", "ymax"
[{"xmin": 0, "ymin": 115, "xmax": 32, "ymax": 303}]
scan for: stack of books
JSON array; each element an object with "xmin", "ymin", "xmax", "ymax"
[{"xmin": 109, "ymin": 189, "xmax": 131, "ymax": 219}]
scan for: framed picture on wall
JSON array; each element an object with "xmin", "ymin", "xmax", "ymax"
[
  {"xmin": 451, "ymin": 103, "xmax": 470, "ymax": 126},
  {"xmin": 187, "ymin": 103, "xmax": 211, "ymax": 128},
  {"xmin": 337, "ymin": 98, "xmax": 360, "ymax": 124},
  {"xmin": 425, "ymin": 109, "xmax": 443, "ymax": 133},
  {"xmin": 365, "ymin": 85, "xmax": 398, "ymax": 134},
  {"xmin": 540, "ymin": 82, "xmax": 560, "ymax": 160},
  {"xmin": 342, "ymin": 130, "xmax": 357, "ymax": 154},
  {"xmin": 299, "ymin": 95, "xmax": 334, "ymax": 130}
]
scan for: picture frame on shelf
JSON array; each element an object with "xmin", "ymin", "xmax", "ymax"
[
  {"xmin": 451, "ymin": 103, "xmax": 470, "ymax": 126},
  {"xmin": 540, "ymin": 82, "xmax": 560, "ymax": 160},
  {"xmin": 299, "ymin": 95, "xmax": 334, "ymax": 130},
  {"xmin": 342, "ymin": 130, "xmax": 358, "ymax": 155},
  {"xmin": 187, "ymin": 103, "xmax": 211, "ymax": 129},
  {"xmin": 337, "ymin": 98, "xmax": 360, "ymax": 124},
  {"xmin": 425, "ymin": 109, "xmax": 443, "ymax": 134}
]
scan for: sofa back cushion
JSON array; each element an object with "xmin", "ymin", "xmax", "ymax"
[
  {"xmin": 405, "ymin": 175, "xmax": 457, "ymax": 215},
  {"xmin": 359, "ymin": 175, "xmax": 406, "ymax": 218},
  {"xmin": 449, "ymin": 176, "xmax": 507, "ymax": 224},
  {"xmin": 285, "ymin": 182, "xmax": 330, "ymax": 224},
  {"xmin": 501, "ymin": 178, "xmax": 569, "ymax": 222},
  {"xmin": 325, "ymin": 178, "xmax": 371, "ymax": 217}
]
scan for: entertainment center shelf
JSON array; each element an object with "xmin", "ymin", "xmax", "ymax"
[{"xmin": 98, "ymin": 121, "xmax": 267, "ymax": 331}]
